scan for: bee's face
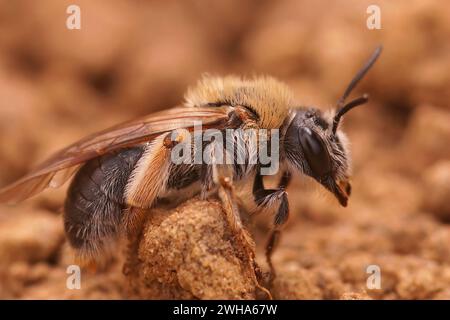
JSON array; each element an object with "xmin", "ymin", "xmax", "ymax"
[{"xmin": 283, "ymin": 108, "xmax": 352, "ymax": 206}]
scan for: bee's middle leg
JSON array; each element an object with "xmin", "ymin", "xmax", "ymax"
[
  {"xmin": 216, "ymin": 174, "xmax": 255, "ymax": 255},
  {"xmin": 207, "ymin": 162, "xmax": 272, "ymax": 299}
]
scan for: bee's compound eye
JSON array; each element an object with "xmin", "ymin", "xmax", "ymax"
[{"xmin": 299, "ymin": 127, "xmax": 332, "ymax": 177}]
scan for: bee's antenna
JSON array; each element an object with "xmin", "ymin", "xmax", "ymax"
[{"xmin": 332, "ymin": 46, "xmax": 382, "ymax": 135}]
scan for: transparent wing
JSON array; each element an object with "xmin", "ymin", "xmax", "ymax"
[{"xmin": 0, "ymin": 106, "xmax": 231, "ymax": 204}]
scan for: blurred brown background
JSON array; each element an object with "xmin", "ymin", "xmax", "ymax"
[{"xmin": 0, "ymin": 0, "xmax": 449, "ymax": 299}]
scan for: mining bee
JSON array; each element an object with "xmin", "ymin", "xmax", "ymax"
[{"xmin": 0, "ymin": 47, "xmax": 382, "ymax": 297}]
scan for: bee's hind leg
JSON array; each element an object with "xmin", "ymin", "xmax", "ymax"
[{"xmin": 122, "ymin": 130, "xmax": 190, "ymax": 276}]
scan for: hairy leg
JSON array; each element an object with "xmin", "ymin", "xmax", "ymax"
[
  {"xmin": 123, "ymin": 130, "xmax": 189, "ymax": 277},
  {"xmin": 214, "ymin": 167, "xmax": 272, "ymax": 299},
  {"xmin": 253, "ymin": 170, "xmax": 291, "ymax": 287}
]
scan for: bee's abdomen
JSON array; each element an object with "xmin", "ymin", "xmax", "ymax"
[{"xmin": 64, "ymin": 147, "xmax": 143, "ymax": 257}]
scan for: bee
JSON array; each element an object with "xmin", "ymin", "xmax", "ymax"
[{"xmin": 0, "ymin": 47, "xmax": 381, "ymax": 293}]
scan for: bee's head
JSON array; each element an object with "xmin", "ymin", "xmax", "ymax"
[
  {"xmin": 282, "ymin": 46, "xmax": 382, "ymax": 206},
  {"xmin": 283, "ymin": 108, "xmax": 352, "ymax": 206}
]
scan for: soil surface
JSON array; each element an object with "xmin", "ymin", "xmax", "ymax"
[{"xmin": 0, "ymin": 0, "xmax": 449, "ymax": 299}]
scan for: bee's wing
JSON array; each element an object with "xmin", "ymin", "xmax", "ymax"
[{"xmin": 0, "ymin": 106, "xmax": 231, "ymax": 204}]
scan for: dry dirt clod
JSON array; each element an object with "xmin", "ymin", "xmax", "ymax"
[{"xmin": 126, "ymin": 198, "xmax": 266, "ymax": 300}]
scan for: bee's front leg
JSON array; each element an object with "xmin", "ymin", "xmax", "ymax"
[{"xmin": 253, "ymin": 169, "xmax": 291, "ymax": 286}]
